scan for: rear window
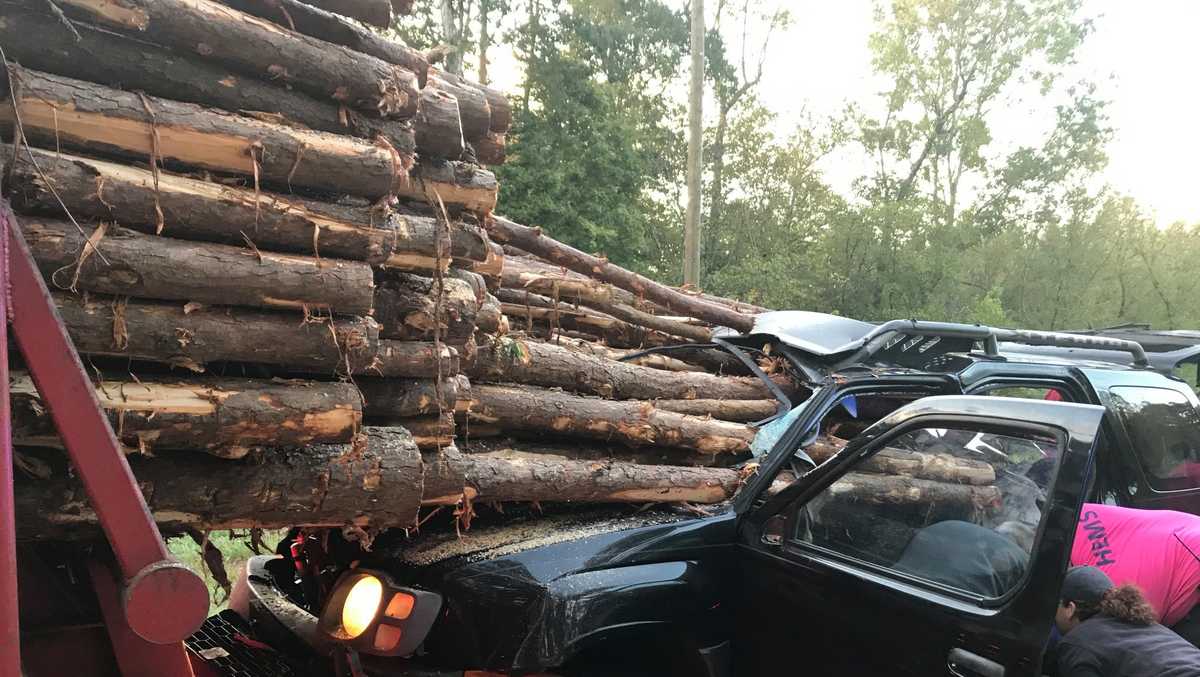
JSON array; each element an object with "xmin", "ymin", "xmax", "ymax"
[{"xmin": 1109, "ymin": 386, "xmax": 1200, "ymax": 492}]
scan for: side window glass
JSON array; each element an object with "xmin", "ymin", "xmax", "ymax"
[
  {"xmin": 1109, "ymin": 386, "xmax": 1200, "ymax": 491},
  {"xmin": 793, "ymin": 426, "xmax": 1059, "ymax": 599},
  {"xmin": 980, "ymin": 385, "xmax": 1073, "ymax": 402}
]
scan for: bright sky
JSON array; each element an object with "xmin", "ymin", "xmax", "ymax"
[{"xmin": 757, "ymin": 1, "xmax": 1200, "ymax": 226}]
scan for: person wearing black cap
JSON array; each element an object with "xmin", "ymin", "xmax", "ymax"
[{"xmin": 1055, "ymin": 565, "xmax": 1200, "ymax": 676}]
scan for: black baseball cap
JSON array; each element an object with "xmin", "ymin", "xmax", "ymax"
[{"xmin": 1061, "ymin": 566, "xmax": 1114, "ymax": 604}]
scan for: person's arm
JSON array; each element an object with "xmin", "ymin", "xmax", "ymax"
[{"xmin": 1056, "ymin": 641, "xmax": 1105, "ymax": 677}]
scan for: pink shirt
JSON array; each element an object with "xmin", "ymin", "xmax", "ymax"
[{"xmin": 1071, "ymin": 503, "xmax": 1200, "ymax": 627}]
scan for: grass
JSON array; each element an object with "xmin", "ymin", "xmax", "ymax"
[{"xmin": 168, "ymin": 529, "xmax": 288, "ymax": 614}]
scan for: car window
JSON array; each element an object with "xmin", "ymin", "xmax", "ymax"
[
  {"xmin": 978, "ymin": 384, "xmax": 1072, "ymax": 402},
  {"xmin": 1109, "ymin": 386, "xmax": 1200, "ymax": 492},
  {"xmin": 792, "ymin": 425, "xmax": 1058, "ymax": 599}
]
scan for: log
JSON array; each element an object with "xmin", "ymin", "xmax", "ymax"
[
  {"xmin": 219, "ymin": 0, "xmax": 427, "ymax": 79},
  {"xmin": 396, "ymin": 413, "xmax": 455, "ymax": 451},
  {"xmin": 54, "ymin": 0, "xmax": 417, "ymax": 116},
  {"xmin": 372, "ymin": 340, "xmax": 458, "ymax": 378},
  {"xmin": 6, "ymin": 149, "xmax": 448, "ymax": 271},
  {"xmin": 427, "ymin": 73, "xmax": 490, "ymax": 141},
  {"xmin": 396, "ymin": 161, "xmax": 499, "ymax": 215},
  {"xmin": 471, "ymin": 336, "xmax": 779, "ymax": 401},
  {"xmin": 467, "ymin": 383, "xmax": 756, "ymax": 454},
  {"xmin": 448, "ymin": 222, "xmax": 491, "ymax": 264},
  {"xmin": 472, "ymin": 133, "xmax": 506, "ymax": 166},
  {"xmin": 549, "ymin": 335, "xmax": 705, "ymax": 372},
  {"xmin": 429, "ymin": 67, "xmax": 511, "ymax": 134},
  {"xmin": 373, "ymin": 273, "xmax": 478, "ymax": 340},
  {"xmin": 0, "ymin": 4, "xmax": 416, "ymax": 154},
  {"xmin": 15, "ymin": 426, "xmax": 424, "ymax": 537},
  {"xmin": 21, "ymin": 217, "xmax": 375, "ymax": 315},
  {"xmin": 497, "ymin": 295, "xmax": 677, "ymax": 349},
  {"xmin": 449, "ymin": 268, "xmax": 487, "ymax": 304},
  {"xmin": 420, "ymin": 446, "xmax": 469, "ymax": 505},
  {"xmin": 1, "ymin": 67, "xmax": 407, "ymax": 199},
  {"xmin": 470, "ymin": 241, "xmax": 505, "ymax": 289},
  {"xmin": 54, "ymin": 291, "xmax": 382, "ymax": 373},
  {"xmin": 413, "ymin": 87, "xmax": 465, "ymax": 160},
  {"xmin": 653, "ymin": 399, "xmax": 778, "ymax": 423},
  {"xmin": 487, "ymin": 217, "xmax": 756, "ymax": 332},
  {"xmin": 359, "ymin": 378, "xmax": 456, "ymax": 418},
  {"xmin": 11, "ymin": 372, "xmax": 361, "ymax": 458},
  {"xmin": 805, "ymin": 436, "xmax": 996, "ymax": 486},
  {"xmin": 297, "ymin": 0, "xmax": 391, "ymax": 28},
  {"xmin": 826, "ymin": 472, "xmax": 1002, "ymax": 513},
  {"xmin": 476, "ymin": 293, "xmax": 508, "ymax": 335},
  {"xmin": 465, "ymin": 455, "xmax": 740, "ymax": 504}
]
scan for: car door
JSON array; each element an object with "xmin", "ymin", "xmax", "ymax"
[{"xmin": 732, "ymin": 395, "xmax": 1105, "ymax": 677}]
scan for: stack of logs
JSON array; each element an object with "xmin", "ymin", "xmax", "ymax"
[{"xmin": 4, "ymin": 0, "xmax": 1001, "ymax": 543}]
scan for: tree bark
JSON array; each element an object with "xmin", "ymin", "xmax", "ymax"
[
  {"xmin": 397, "ymin": 413, "xmax": 456, "ymax": 451},
  {"xmin": 548, "ymin": 335, "xmax": 705, "ymax": 373},
  {"xmin": 11, "ymin": 371, "xmax": 361, "ymax": 458},
  {"xmin": 21, "ymin": 217, "xmax": 375, "ymax": 315},
  {"xmin": 472, "ymin": 133, "xmax": 506, "ymax": 166},
  {"xmin": 468, "ymin": 241, "xmax": 504, "ymax": 289},
  {"xmin": 499, "ymin": 298, "xmax": 675, "ymax": 349},
  {"xmin": 465, "ymin": 455, "xmax": 740, "ymax": 504},
  {"xmin": 0, "ymin": 3, "xmax": 418, "ymax": 154},
  {"xmin": 395, "ymin": 161, "xmax": 499, "ymax": 215},
  {"xmin": 653, "ymin": 399, "xmax": 778, "ymax": 423},
  {"xmin": 54, "ymin": 291, "xmax": 382, "ymax": 373},
  {"xmin": 15, "ymin": 426, "xmax": 424, "ymax": 537},
  {"xmin": 298, "ymin": 0, "xmax": 391, "ymax": 28},
  {"xmin": 466, "ymin": 383, "xmax": 756, "ymax": 454},
  {"xmin": 684, "ymin": 0, "xmax": 703, "ymax": 286},
  {"xmin": 471, "ymin": 336, "xmax": 779, "ymax": 401},
  {"xmin": 429, "ymin": 67, "xmax": 511, "ymax": 134},
  {"xmin": 358, "ymin": 378, "xmax": 455, "ymax": 418},
  {"xmin": 475, "ymin": 293, "xmax": 507, "ymax": 335},
  {"xmin": 427, "ymin": 72, "xmax": 490, "ymax": 141},
  {"xmin": 486, "ymin": 217, "xmax": 755, "ymax": 332},
  {"xmin": 413, "ymin": 87, "xmax": 465, "ymax": 160},
  {"xmin": 54, "ymin": 0, "xmax": 417, "ymax": 116},
  {"xmin": 6, "ymin": 149, "xmax": 448, "ymax": 272},
  {"xmin": 373, "ymin": 273, "xmax": 478, "ymax": 340},
  {"xmin": 371, "ymin": 340, "xmax": 458, "ymax": 378},
  {"xmin": 1, "ymin": 67, "xmax": 408, "ymax": 199},
  {"xmin": 219, "ymin": 0, "xmax": 427, "ymax": 80},
  {"xmin": 447, "ymin": 221, "xmax": 491, "ymax": 263},
  {"xmin": 420, "ymin": 445, "xmax": 469, "ymax": 505}
]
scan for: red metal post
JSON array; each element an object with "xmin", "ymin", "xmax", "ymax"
[
  {"xmin": 2, "ymin": 203, "xmax": 208, "ymax": 652},
  {"xmin": 90, "ymin": 561, "xmax": 196, "ymax": 677},
  {"xmin": 0, "ymin": 186, "xmax": 22, "ymax": 677}
]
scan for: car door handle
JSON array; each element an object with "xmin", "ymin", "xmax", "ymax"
[{"xmin": 948, "ymin": 648, "xmax": 1005, "ymax": 677}]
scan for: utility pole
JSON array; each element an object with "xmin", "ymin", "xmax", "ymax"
[{"xmin": 684, "ymin": 0, "xmax": 704, "ymax": 287}]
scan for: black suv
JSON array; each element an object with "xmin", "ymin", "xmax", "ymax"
[{"xmin": 232, "ymin": 314, "xmax": 1200, "ymax": 677}]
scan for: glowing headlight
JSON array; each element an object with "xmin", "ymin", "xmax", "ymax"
[
  {"xmin": 317, "ymin": 569, "xmax": 442, "ymax": 657},
  {"xmin": 341, "ymin": 575, "xmax": 382, "ymax": 639}
]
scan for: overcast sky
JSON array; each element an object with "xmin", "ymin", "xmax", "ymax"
[{"xmin": 755, "ymin": 1, "xmax": 1200, "ymax": 226}]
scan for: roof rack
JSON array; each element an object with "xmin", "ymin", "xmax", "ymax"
[{"xmin": 847, "ymin": 319, "xmax": 1150, "ymax": 368}]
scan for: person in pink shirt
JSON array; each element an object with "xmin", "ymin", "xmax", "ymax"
[{"xmin": 1072, "ymin": 503, "xmax": 1200, "ymax": 646}]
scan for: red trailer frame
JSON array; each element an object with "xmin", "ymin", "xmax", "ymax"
[{"xmin": 0, "ymin": 201, "xmax": 210, "ymax": 677}]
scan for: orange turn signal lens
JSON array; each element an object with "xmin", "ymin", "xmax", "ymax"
[
  {"xmin": 384, "ymin": 592, "xmax": 415, "ymax": 620},
  {"xmin": 373, "ymin": 624, "xmax": 403, "ymax": 652}
]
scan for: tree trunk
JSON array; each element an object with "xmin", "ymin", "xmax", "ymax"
[
  {"xmin": 0, "ymin": 4, "xmax": 417, "ymax": 154},
  {"xmin": 471, "ymin": 336, "xmax": 780, "ymax": 401},
  {"xmin": 414, "ymin": 87, "xmax": 465, "ymax": 160},
  {"xmin": 373, "ymin": 273, "xmax": 478, "ymax": 340},
  {"xmin": 15, "ymin": 426, "xmax": 424, "ymax": 537},
  {"xmin": 21, "ymin": 217, "xmax": 375, "ymax": 315},
  {"xmin": 465, "ymin": 455, "xmax": 740, "ymax": 504},
  {"xmin": 486, "ymin": 217, "xmax": 755, "ymax": 332},
  {"xmin": 653, "ymin": 399, "xmax": 777, "ymax": 423},
  {"xmin": 55, "ymin": 0, "xmax": 417, "ymax": 116},
  {"xmin": 359, "ymin": 378, "xmax": 456, "ymax": 418},
  {"xmin": 11, "ymin": 371, "xmax": 361, "ymax": 458},
  {"xmin": 447, "ymin": 222, "xmax": 491, "ymax": 263},
  {"xmin": 297, "ymin": 0, "xmax": 391, "ymax": 28},
  {"xmin": 468, "ymin": 241, "xmax": 504, "ymax": 288},
  {"xmin": 395, "ymin": 161, "xmax": 498, "ymax": 215},
  {"xmin": 372, "ymin": 340, "xmax": 458, "ymax": 378},
  {"xmin": 219, "ymin": 0, "xmax": 426, "ymax": 80},
  {"xmin": 805, "ymin": 436, "xmax": 996, "ymax": 486},
  {"xmin": 6, "ymin": 149, "xmax": 448, "ymax": 272},
  {"xmin": 1, "ymin": 67, "xmax": 408, "ymax": 199},
  {"xmin": 826, "ymin": 472, "xmax": 1001, "ymax": 513},
  {"xmin": 466, "ymin": 383, "xmax": 756, "ymax": 454},
  {"xmin": 427, "ymin": 72, "xmax": 490, "ymax": 141},
  {"xmin": 429, "ymin": 67, "xmax": 511, "ymax": 134},
  {"xmin": 384, "ymin": 413, "xmax": 455, "ymax": 451},
  {"xmin": 472, "ymin": 133, "xmax": 506, "ymax": 166},
  {"xmin": 548, "ymin": 335, "xmax": 705, "ymax": 372},
  {"xmin": 54, "ymin": 291, "xmax": 382, "ymax": 373},
  {"xmin": 420, "ymin": 446, "xmax": 469, "ymax": 505},
  {"xmin": 475, "ymin": 293, "xmax": 507, "ymax": 335},
  {"xmin": 499, "ymin": 297, "xmax": 675, "ymax": 349}
]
